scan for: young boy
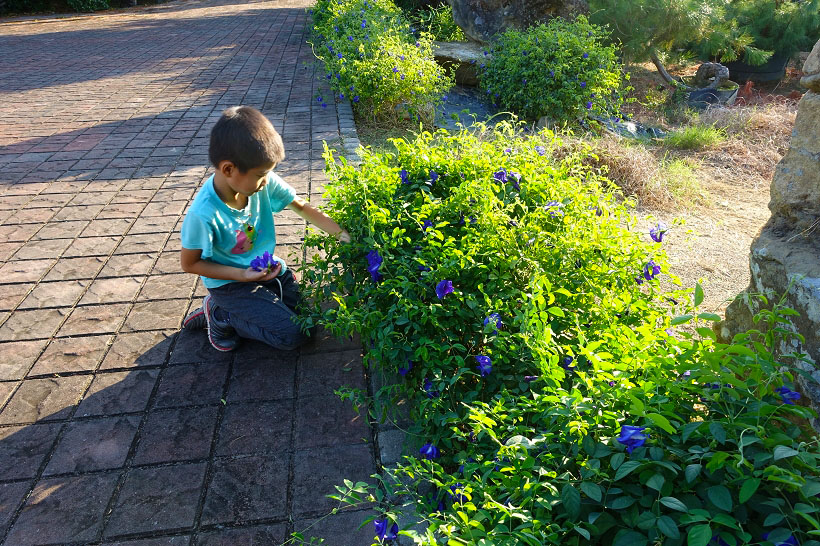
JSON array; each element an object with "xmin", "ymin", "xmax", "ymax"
[{"xmin": 180, "ymin": 106, "xmax": 350, "ymax": 352}]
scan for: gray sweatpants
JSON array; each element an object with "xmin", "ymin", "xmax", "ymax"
[{"xmin": 207, "ymin": 269, "xmax": 309, "ymax": 351}]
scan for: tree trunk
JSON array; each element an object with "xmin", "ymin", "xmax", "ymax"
[{"xmin": 649, "ymin": 49, "xmax": 691, "ymax": 90}]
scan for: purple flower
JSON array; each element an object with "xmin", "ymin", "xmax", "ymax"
[
  {"xmin": 586, "ymin": 101, "xmax": 593, "ymax": 109},
  {"xmin": 361, "ymin": 20, "xmax": 366, "ymax": 27},
  {"xmin": 366, "ymin": 250, "xmax": 383, "ymax": 282},
  {"xmin": 608, "ymin": 380, "xmax": 616, "ymax": 386},
  {"xmin": 493, "ymin": 168, "xmax": 507, "ymax": 184},
  {"xmin": 392, "ymin": 66, "xmax": 398, "ymax": 73},
  {"xmin": 775, "ymin": 386, "xmax": 801, "ymax": 405},
  {"xmin": 475, "ymin": 355, "xmax": 492, "ymax": 376},
  {"xmin": 353, "ymin": 95, "xmax": 359, "ymax": 103},
  {"xmin": 561, "ymin": 356, "xmax": 575, "ymax": 370},
  {"xmin": 503, "ymin": 148, "xmax": 512, "ymax": 155},
  {"xmin": 317, "ymin": 96, "xmax": 322, "ymax": 102},
  {"xmin": 398, "ymin": 360, "xmax": 412, "ymax": 376},
  {"xmin": 399, "ymin": 169, "xmax": 409, "ymax": 184},
  {"xmin": 595, "ymin": 206, "xmax": 603, "ymax": 216},
  {"xmin": 374, "ymin": 519, "xmax": 399, "ymax": 542},
  {"xmin": 420, "ymin": 443, "xmax": 440, "ymax": 459},
  {"xmin": 650, "ymin": 222, "xmax": 667, "ymax": 242},
  {"xmin": 321, "ymin": 103, "xmax": 327, "ymax": 108},
  {"xmin": 580, "ymin": 81, "xmax": 586, "ymax": 88},
  {"xmin": 435, "ymin": 280, "xmax": 454, "ymax": 299},
  {"xmin": 423, "ymin": 378, "xmax": 439, "ymax": 398},
  {"xmin": 535, "ymin": 145, "xmax": 546, "ymax": 156},
  {"xmin": 524, "ymin": 375, "xmax": 539, "ymax": 382},
  {"xmin": 762, "ymin": 532, "xmax": 798, "ymax": 546},
  {"xmin": 250, "ymin": 251, "xmax": 279, "ymax": 273},
  {"xmin": 422, "ymin": 220, "xmax": 433, "ymax": 232},
  {"xmin": 449, "ymin": 483, "xmax": 467, "ymax": 503},
  {"xmin": 484, "ymin": 313, "xmax": 503, "ymax": 330},
  {"xmin": 339, "ymin": 93, "xmax": 344, "ymax": 99},
  {"xmin": 617, "ymin": 425, "xmax": 647, "ymax": 454},
  {"xmin": 348, "ymin": 35, "xmax": 353, "ymax": 41},
  {"xmin": 337, "ymin": 53, "xmax": 343, "ymax": 59},
  {"xmin": 643, "ymin": 260, "xmax": 661, "ymax": 281},
  {"xmin": 429, "ymin": 170, "xmax": 438, "ymax": 183},
  {"xmin": 582, "ymin": 52, "xmax": 589, "ymax": 59},
  {"xmin": 418, "ymin": 264, "xmax": 431, "ymax": 272},
  {"xmin": 510, "ymin": 171, "xmax": 521, "ymax": 191}
]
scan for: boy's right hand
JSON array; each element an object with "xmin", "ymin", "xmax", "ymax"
[{"xmin": 240, "ymin": 261, "xmax": 282, "ymax": 282}]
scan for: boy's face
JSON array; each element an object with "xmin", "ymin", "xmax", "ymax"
[{"xmin": 226, "ymin": 161, "xmax": 276, "ymax": 196}]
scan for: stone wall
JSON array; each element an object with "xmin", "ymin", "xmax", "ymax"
[{"xmin": 719, "ymin": 39, "xmax": 820, "ymax": 427}]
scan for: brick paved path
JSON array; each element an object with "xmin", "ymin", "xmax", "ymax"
[{"xmin": 0, "ymin": 2, "xmax": 377, "ymax": 544}]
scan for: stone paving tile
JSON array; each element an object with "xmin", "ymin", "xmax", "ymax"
[
  {"xmin": 295, "ymin": 395, "xmax": 371, "ymax": 450},
  {"xmin": 292, "ymin": 444, "xmax": 377, "ymax": 516},
  {"xmin": 58, "ymin": 303, "xmax": 130, "ymax": 336},
  {"xmin": 0, "ymin": 481, "xmax": 32, "ymax": 536},
  {"xmin": 100, "ymin": 330, "xmax": 175, "ymax": 370},
  {"xmin": 0, "ymin": 242, "xmax": 22, "ymax": 262},
  {"xmin": 77, "ymin": 369, "xmax": 159, "ymax": 417},
  {"xmin": 123, "ymin": 299, "xmax": 188, "ymax": 332},
  {"xmin": 5, "ymin": 472, "xmax": 120, "ymax": 544},
  {"xmin": 29, "ymin": 335, "xmax": 113, "ymax": 375},
  {"xmin": 114, "ymin": 233, "xmax": 168, "ymax": 255},
  {"xmin": 43, "ymin": 415, "xmax": 141, "ymax": 475},
  {"xmin": 153, "ymin": 362, "xmax": 229, "ymax": 408},
  {"xmin": 215, "ymin": 400, "xmax": 292, "ymax": 456},
  {"xmin": 293, "ymin": 510, "xmax": 376, "ymax": 546},
  {"xmin": 0, "ymin": 307, "xmax": 69, "ymax": 341},
  {"xmin": 299, "ymin": 349, "xmax": 366, "ymax": 397},
  {"xmin": 225, "ymin": 352, "xmax": 297, "ymax": 402},
  {"xmin": 102, "ymin": 537, "xmax": 191, "ymax": 546},
  {"xmin": 105, "ymin": 463, "xmax": 207, "ymax": 538},
  {"xmin": 0, "ymin": 282, "xmax": 33, "ymax": 311},
  {"xmin": 138, "ymin": 273, "xmax": 196, "ymax": 301},
  {"xmin": 43, "ymin": 256, "xmax": 106, "ymax": 281},
  {"xmin": 0, "ymin": 340, "xmax": 47, "ymax": 380},
  {"xmin": 201, "ymin": 454, "xmax": 289, "ymax": 526},
  {"xmin": 18, "ymin": 279, "xmax": 88, "ymax": 309},
  {"xmin": 10, "ymin": 237, "xmax": 73, "ymax": 260},
  {"xmin": 133, "ymin": 406, "xmax": 218, "ymax": 465},
  {"xmin": 0, "ymin": 259, "xmax": 55, "ymax": 284},
  {"xmin": 0, "ymin": 423, "xmax": 62, "ymax": 480},
  {"xmin": 63, "ymin": 235, "xmax": 121, "ymax": 257},
  {"xmin": 99, "ymin": 252, "xmax": 157, "ymax": 278},
  {"xmin": 196, "ymin": 524, "xmax": 287, "ymax": 545},
  {"xmin": 81, "ymin": 217, "xmax": 134, "ymax": 238},
  {"xmin": 168, "ymin": 329, "xmax": 232, "ymax": 366},
  {"xmin": 80, "ymin": 276, "xmax": 145, "ymax": 305},
  {"xmin": 0, "ymin": 375, "xmax": 91, "ymax": 424}
]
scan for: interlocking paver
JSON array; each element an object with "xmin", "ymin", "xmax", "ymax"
[{"xmin": 0, "ymin": 0, "xmax": 378, "ymax": 542}]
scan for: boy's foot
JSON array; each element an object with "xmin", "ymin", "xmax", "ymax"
[
  {"xmin": 203, "ymin": 295, "xmax": 240, "ymax": 352},
  {"xmin": 182, "ymin": 306, "xmax": 206, "ymax": 330}
]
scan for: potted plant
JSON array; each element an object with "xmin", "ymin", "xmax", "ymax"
[{"xmin": 694, "ymin": 0, "xmax": 820, "ymax": 82}]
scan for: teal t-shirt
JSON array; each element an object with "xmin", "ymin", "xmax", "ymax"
[{"xmin": 180, "ymin": 172, "xmax": 297, "ymax": 288}]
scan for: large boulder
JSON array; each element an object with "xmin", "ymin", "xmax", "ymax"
[
  {"xmin": 719, "ymin": 40, "xmax": 820, "ymax": 428},
  {"xmin": 446, "ymin": 0, "xmax": 588, "ymax": 44}
]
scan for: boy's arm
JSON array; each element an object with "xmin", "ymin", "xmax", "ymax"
[
  {"xmin": 286, "ymin": 197, "xmax": 351, "ymax": 243},
  {"xmin": 180, "ymin": 247, "xmax": 280, "ymax": 282}
]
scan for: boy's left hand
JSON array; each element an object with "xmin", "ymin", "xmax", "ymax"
[{"xmin": 338, "ymin": 230, "xmax": 351, "ymax": 243}]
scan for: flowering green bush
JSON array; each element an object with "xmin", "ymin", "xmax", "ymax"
[
  {"xmin": 478, "ymin": 16, "xmax": 630, "ymax": 123},
  {"xmin": 302, "ymin": 122, "xmax": 820, "ymax": 545},
  {"xmin": 309, "ymin": 0, "xmax": 453, "ymax": 123}
]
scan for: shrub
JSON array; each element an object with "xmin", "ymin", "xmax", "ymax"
[
  {"xmin": 310, "ymin": 0, "xmax": 453, "ymax": 124},
  {"xmin": 411, "ymin": 3, "xmax": 466, "ymax": 42},
  {"xmin": 478, "ymin": 16, "xmax": 631, "ymax": 123},
  {"xmin": 302, "ymin": 121, "xmax": 820, "ymax": 545},
  {"xmin": 66, "ymin": 0, "xmax": 107, "ymax": 11},
  {"xmin": 665, "ymin": 125, "xmax": 726, "ymax": 150}
]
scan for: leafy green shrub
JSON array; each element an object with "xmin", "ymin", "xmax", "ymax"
[
  {"xmin": 411, "ymin": 3, "xmax": 466, "ymax": 42},
  {"xmin": 303, "ymin": 121, "xmax": 820, "ymax": 545},
  {"xmin": 309, "ymin": 0, "xmax": 453, "ymax": 124},
  {"xmin": 66, "ymin": 0, "xmax": 107, "ymax": 11},
  {"xmin": 478, "ymin": 16, "xmax": 631, "ymax": 123}
]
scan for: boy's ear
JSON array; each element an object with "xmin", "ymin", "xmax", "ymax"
[{"xmin": 217, "ymin": 160, "xmax": 237, "ymax": 178}]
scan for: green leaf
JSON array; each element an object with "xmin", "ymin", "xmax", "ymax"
[
  {"xmin": 802, "ymin": 481, "xmax": 820, "ymax": 498},
  {"xmin": 614, "ymin": 461, "xmax": 642, "ymax": 481},
  {"xmin": 660, "ymin": 496, "xmax": 688, "ymax": 512},
  {"xmin": 774, "ymin": 446, "xmax": 799, "ymax": 461},
  {"xmin": 698, "ymin": 312, "xmax": 722, "ymax": 321},
  {"xmin": 709, "ymin": 422, "xmax": 727, "ymax": 444},
  {"xmin": 561, "ymin": 483, "xmax": 581, "ymax": 520},
  {"xmin": 547, "ymin": 306, "xmax": 565, "ymax": 317},
  {"xmin": 611, "ymin": 453, "xmax": 625, "ymax": 470},
  {"xmin": 574, "ymin": 526, "xmax": 591, "ymax": 540},
  {"xmin": 658, "ymin": 515, "xmax": 680, "ymax": 539},
  {"xmin": 688, "ymin": 524, "xmax": 712, "ymax": 546},
  {"xmin": 682, "ymin": 421, "xmax": 703, "ymax": 442},
  {"xmin": 685, "ymin": 464, "xmax": 702, "ymax": 483},
  {"xmin": 671, "ymin": 314, "xmax": 694, "ymax": 326},
  {"xmin": 581, "ymin": 481, "xmax": 603, "ymax": 502},
  {"xmin": 646, "ymin": 413, "xmax": 676, "ymax": 434},
  {"xmin": 614, "ymin": 530, "xmax": 647, "ymax": 546},
  {"xmin": 694, "ymin": 283, "xmax": 704, "ymax": 307},
  {"xmin": 739, "ymin": 478, "xmax": 761, "ymax": 503},
  {"xmin": 696, "ymin": 327, "xmax": 717, "ymax": 341},
  {"xmin": 647, "ymin": 473, "xmax": 665, "ymax": 492},
  {"xmin": 707, "ymin": 485, "xmax": 733, "ymax": 512},
  {"xmin": 609, "ymin": 496, "xmax": 636, "ymax": 509},
  {"xmin": 763, "ymin": 513, "xmax": 785, "ymax": 526}
]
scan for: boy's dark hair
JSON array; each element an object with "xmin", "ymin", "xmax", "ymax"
[{"xmin": 209, "ymin": 106, "xmax": 285, "ymax": 172}]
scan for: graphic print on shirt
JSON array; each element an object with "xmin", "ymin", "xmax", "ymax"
[{"xmin": 231, "ymin": 222, "xmax": 258, "ymax": 254}]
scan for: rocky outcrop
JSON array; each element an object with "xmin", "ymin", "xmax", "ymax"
[
  {"xmin": 446, "ymin": 0, "xmax": 588, "ymax": 44},
  {"xmin": 719, "ymin": 39, "xmax": 820, "ymax": 428},
  {"xmin": 432, "ymin": 41, "xmax": 485, "ymax": 86}
]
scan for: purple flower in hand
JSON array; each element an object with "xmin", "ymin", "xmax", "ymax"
[
  {"xmin": 775, "ymin": 386, "xmax": 801, "ymax": 405},
  {"xmin": 420, "ymin": 443, "xmax": 440, "ymax": 459},
  {"xmin": 366, "ymin": 250, "xmax": 383, "ymax": 282},
  {"xmin": 475, "ymin": 355, "xmax": 492, "ymax": 376},
  {"xmin": 617, "ymin": 425, "xmax": 647, "ymax": 453},
  {"xmin": 650, "ymin": 222, "xmax": 667, "ymax": 242},
  {"xmin": 250, "ymin": 251, "xmax": 280, "ymax": 274},
  {"xmin": 435, "ymin": 280, "xmax": 454, "ymax": 299}
]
